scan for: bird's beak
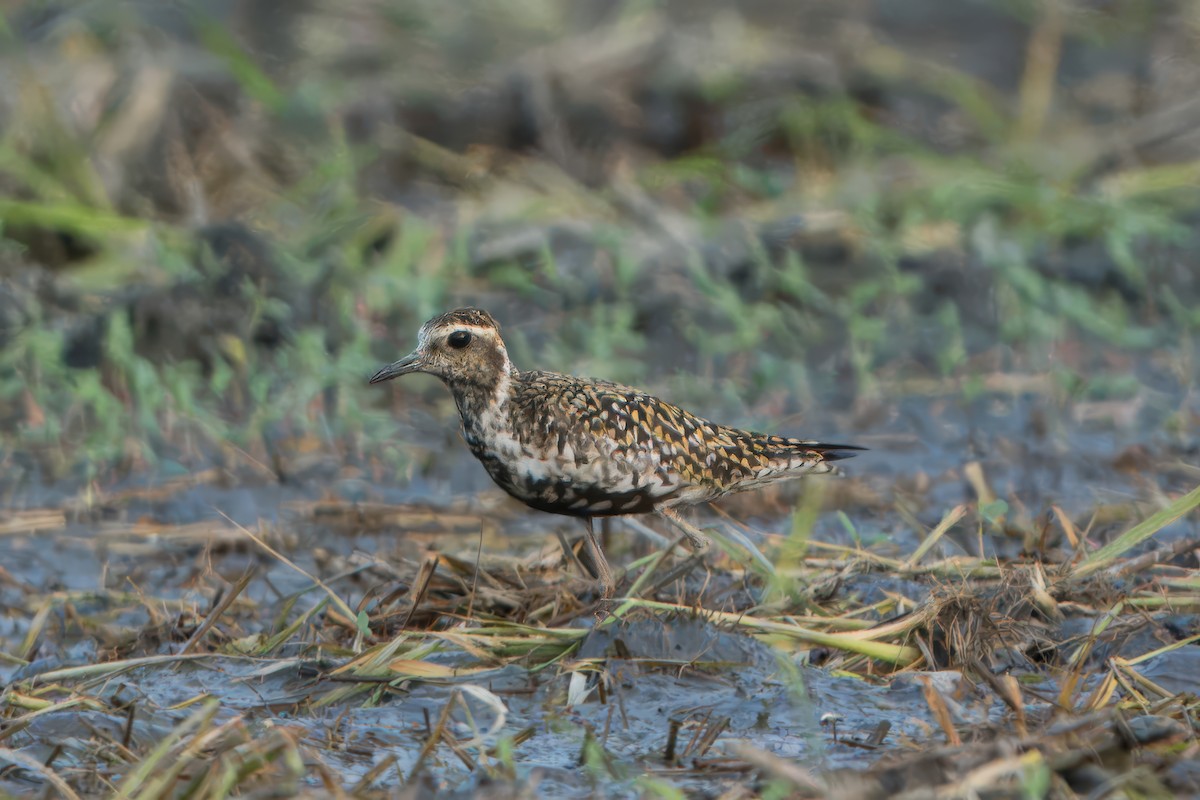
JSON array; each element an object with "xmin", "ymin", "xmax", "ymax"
[{"xmin": 369, "ymin": 351, "xmax": 425, "ymax": 384}]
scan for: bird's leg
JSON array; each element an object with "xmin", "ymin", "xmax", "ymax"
[
  {"xmin": 574, "ymin": 516, "xmax": 615, "ymax": 598},
  {"xmin": 656, "ymin": 507, "xmax": 710, "ymax": 552}
]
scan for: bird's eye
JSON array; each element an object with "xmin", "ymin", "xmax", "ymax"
[{"xmin": 447, "ymin": 330, "xmax": 472, "ymax": 349}]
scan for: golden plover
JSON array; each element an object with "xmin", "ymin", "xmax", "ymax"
[{"xmin": 370, "ymin": 308, "xmax": 862, "ymax": 596}]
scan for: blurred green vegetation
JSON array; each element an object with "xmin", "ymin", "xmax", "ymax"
[{"xmin": 0, "ymin": 0, "xmax": 1196, "ymax": 488}]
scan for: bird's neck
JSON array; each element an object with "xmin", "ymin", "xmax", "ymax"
[{"xmin": 446, "ymin": 355, "xmax": 518, "ymax": 436}]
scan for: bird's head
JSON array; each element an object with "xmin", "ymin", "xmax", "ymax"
[{"xmin": 369, "ymin": 308, "xmax": 512, "ymax": 389}]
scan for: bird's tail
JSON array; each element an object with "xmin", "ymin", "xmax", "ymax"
[
  {"xmin": 759, "ymin": 437, "xmax": 866, "ymax": 477},
  {"xmin": 807, "ymin": 442, "xmax": 866, "ymax": 476}
]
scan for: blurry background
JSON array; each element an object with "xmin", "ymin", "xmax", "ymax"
[{"xmin": 1, "ymin": 0, "xmax": 1198, "ymax": 537}]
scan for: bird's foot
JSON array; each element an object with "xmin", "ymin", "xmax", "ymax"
[
  {"xmin": 657, "ymin": 507, "xmax": 711, "ymax": 554},
  {"xmin": 576, "ymin": 518, "xmax": 616, "ymax": 599},
  {"xmin": 680, "ymin": 527, "xmax": 710, "ymax": 553}
]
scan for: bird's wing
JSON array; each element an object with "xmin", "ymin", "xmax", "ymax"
[
  {"xmin": 511, "ymin": 371, "xmax": 861, "ymax": 499},
  {"xmin": 509, "ymin": 372, "xmax": 687, "ymax": 500}
]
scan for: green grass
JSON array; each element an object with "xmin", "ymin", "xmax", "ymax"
[{"xmin": 0, "ymin": 26, "xmax": 1193, "ymax": 483}]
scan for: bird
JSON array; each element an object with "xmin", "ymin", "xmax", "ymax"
[{"xmin": 369, "ymin": 308, "xmax": 863, "ymax": 597}]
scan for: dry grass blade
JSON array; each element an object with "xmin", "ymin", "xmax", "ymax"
[
  {"xmin": 387, "ymin": 660, "xmax": 496, "ymax": 679},
  {"xmin": 402, "ymin": 557, "xmax": 439, "ymax": 629},
  {"xmin": 0, "ymin": 696, "xmax": 108, "ymax": 745},
  {"xmin": 132, "ymin": 715, "xmax": 248, "ymax": 800},
  {"xmin": 1081, "ymin": 669, "xmax": 1119, "ymax": 712},
  {"xmin": 185, "ymin": 725, "xmax": 304, "ymax": 797},
  {"xmin": 408, "ymin": 689, "xmax": 459, "ymax": 783},
  {"xmin": 1120, "ymin": 631, "xmax": 1200, "ymax": 667},
  {"xmin": 973, "ymin": 665, "xmax": 1027, "ymax": 738},
  {"xmin": 684, "ymin": 713, "xmax": 730, "ymax": 760},
  {"xmin": 903, "ymin": 504, "xmax": 968, "ymax": 569},
  {"xmin": 1014, "ymin": 0, "xmax": 1063, "ymax": 141},
  {"xmin": 707, "ymin": 525, "xmax": 777, "ymax": 577},
  {"xmin": 606, "ymin": 599, "xmax": 921, "ymax": 664},
  {"xmin": 0, "ymin": 745, "xmax": 84, "ymax": 800},
  {"xmin": 26, "ymin": 653, "xmax": 224, "ymax": 684},
  {"xmin": 351, "ymin": 753, "xmax": 398, "ymax": 794},
  {"xmin": 180, "ymin": 567, "xmax": 256, "ymax": 655},
  {"xmin": 0, "ymin": 509, "xmax": 66, "ymax": 536},
  {"xmin": 113, "ymin": 697, "xmax": 220, "ymax": 799},
  {"xmin": 332, "ymin": 636, "xmax": 432, "ymax": 678},
  {"xmin": 1113, "ymin": 659, "xmax": 1177, "ymax": 702},
  {"xmin": 729, "ymin": 741, "xmax": 826, "ymax": 795},
  {"xmin": 920, "ymin": 675, "xmax": 962, "ymax": 745},
  {"xmin": 1111, "ymin": 533, "xmax": 1200, "ymax": 577},
  {"xmin": 963, "ymin": 461, "xmax": 998, "ymax": 508},
  {"xmin": 17, "ymin": 599, "xmax": 52, "ymax": 661},
  {"xmin": 256, "ymin": 597, "xmax": 328, "ymax": 656},
  {"xmin": 1052, "ymin": 505, "xmax": 1081, "ymax": 549},
  {"xmin": 456, "ymin": 684, "xmax": 509, "ymax": 747},
  {"xmin": 956, "ymin": 751, "xmax": 1051, "ymax": 798},
  {"xmin": 1065, "ymin": 600, "xmax": 1125, "ymax": 670},
  {"xmin": 623, "ymin": 540, "xmax": 681, "ymax": 598},
  {"xmin": 215, "ymin": 509, "xmax": 362, "ymax": 631},
  {"xmin": 1071, "ymin": 483, "xmax": 1200, "ymax": 578}
]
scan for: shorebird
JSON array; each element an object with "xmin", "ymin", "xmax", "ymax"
[{"xmin": 370, "ymin": 308, "xmax": 862, "ymax": 596}]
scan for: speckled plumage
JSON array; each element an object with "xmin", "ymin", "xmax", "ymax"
[
  {"xmin": 370, "ymin": 308, "xmax": 862, "ymax": 594},
  {"xmin": 476, "ymin": 370, "xmax": 858, "ymax": 517}
]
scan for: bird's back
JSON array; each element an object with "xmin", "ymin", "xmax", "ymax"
[{"xmin": 472, "ymin": 370, "xmax": 857, "ymax": 516}]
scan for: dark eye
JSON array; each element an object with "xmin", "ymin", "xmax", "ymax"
[{"xmin": 447, "ymin": 330, "xmax": 472, "ymax": 349}]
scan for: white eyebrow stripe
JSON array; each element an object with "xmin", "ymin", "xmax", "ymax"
[
  {"xmin": 437, "ymin": 324, "xmax": 495, "ymax": 336},
  {"xmin": 420, "ymin": 323, "xmax": 497, "ymax": 345}
]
